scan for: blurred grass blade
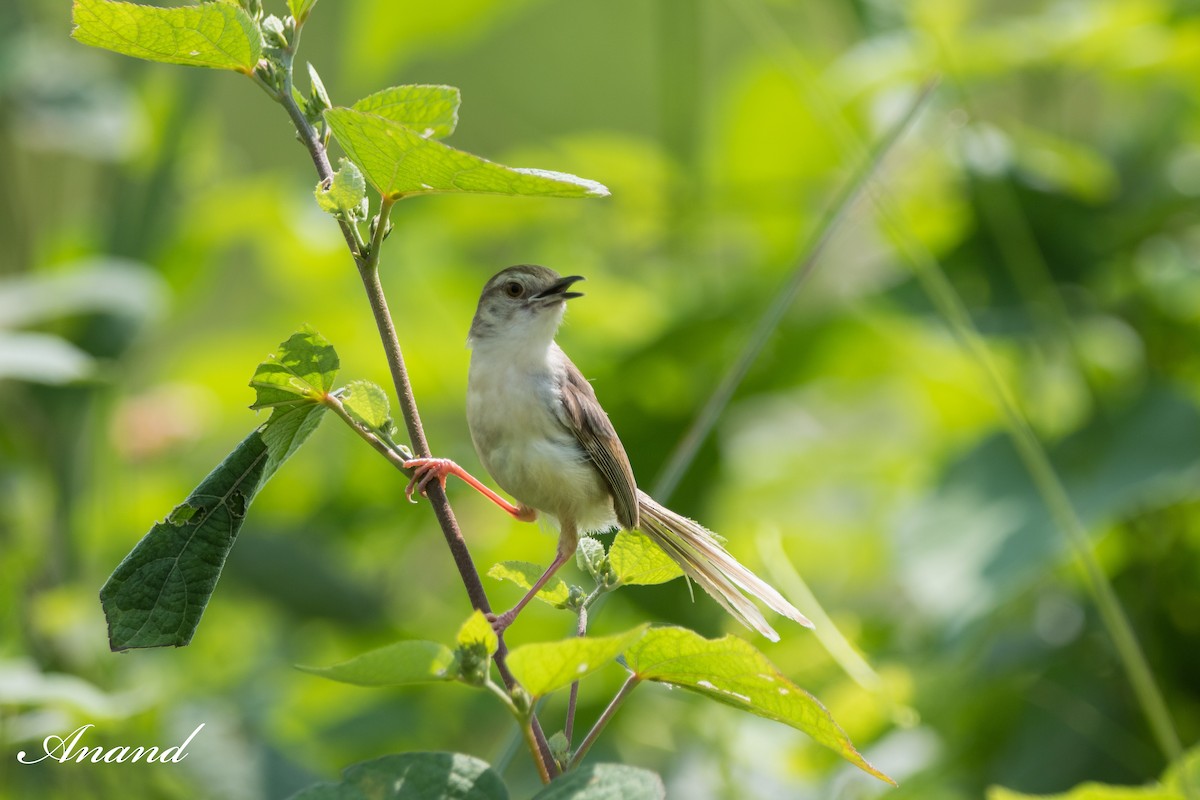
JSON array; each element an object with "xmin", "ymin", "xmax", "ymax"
[
  {"xmin": 651, "ymin": 78, "xmax": 938, "ymax": 501},
  {"xmin": 624, "ymin": 626, "xmax": 895, "ymax": 785},
  {"xmin": 71, "ymin": 0, "xmax": 263, "ymax": 74},
  {"xmin": 756, "ymin": 527, "xmax": 883, "ymax": 694},
  {"xmin": 325, "ymin": 107, "xmax": 609, "ymax": 200}
]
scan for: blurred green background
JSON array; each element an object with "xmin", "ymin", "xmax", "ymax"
[{"xmin": 2, "ymin": 0, "xmax": 1199, "ymax": 797}]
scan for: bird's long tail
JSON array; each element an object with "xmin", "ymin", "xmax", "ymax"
[{"xmin": 635, "ymin": 490, "xmax": 813, "ymax": 641}]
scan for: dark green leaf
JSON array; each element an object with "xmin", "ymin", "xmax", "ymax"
[
  {"xmin": 531, "ymin": 764, "xmax": 665, "ymax": 800},
  {"xmin": 624, "ymin": 627, "xmax": 895, "ymax": 785},
  {"xmin": 101, "ymin": 332, "xmax": 334, "ymax": 649},
  {"xmin": 101, "ymin": 428, "xmax": 271, "ymax": 649},
  {"xmin": 324, "ymin": 108, "xmax": 609, "ymax": 200},
  {"xmin": 288, "ymin": 752, "xmax": 508, "ymax": 800},
  {"xmin": 72, "ymin": 0, "xmax": 263, "ymax": 74}
]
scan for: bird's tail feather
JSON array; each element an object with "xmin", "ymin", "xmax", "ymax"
[{"xmin": 635, "ymin": 490, "xmax": 813, "ymax": 641}]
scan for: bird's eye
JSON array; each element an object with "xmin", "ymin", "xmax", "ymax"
[{"xmin": 503, "ymin": 281, "xmax": 524, "ymax": 298}]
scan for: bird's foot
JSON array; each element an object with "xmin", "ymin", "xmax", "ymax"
[{"xmin": 402, "ymin": 457, "xmax": 458, "ymax": 503}]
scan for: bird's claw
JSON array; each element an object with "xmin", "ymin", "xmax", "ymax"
[{"xmin": 403, "ymin": 457, "xmax": 453, "ymax": 503}]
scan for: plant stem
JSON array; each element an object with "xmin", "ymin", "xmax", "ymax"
[
  {"xmin": 569, "ymin": 673, "xmax": 640, "ymax": 769},
  {"xmin": 564, "ymin": 603, "xmax": 588, "ymax": 745},
  {"xmin": 270, "ymin": 36, "xmax": 557, "ymax": 782},
  {"xmin": 883, "ymin": 207, "xmax": 1192, "ymax": 790},
  {"xmin": 523, "ymin": 717, "xmax": 553, "ymax": 784}
]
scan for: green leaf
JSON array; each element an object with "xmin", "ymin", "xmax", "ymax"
[
  {"xmin": 507, "ymin": 625, "xmax": 648, "ymax": 698},
  {"xmin": 487, "ymin": 561, "xmax": 570, "ymax": 608},
  {"xmin": 288, "ymin": 0, "xmax": 319, "ymax": 24},
  {"xmin": 324, "ymin": 108, "xmax": 609, "ymax": 200},
  {"xmin": 315, "ymin": 158, "xmax": 367, "ymax": 218},
  {"xmin": 575, "ymin": 535, "xmax": 607, "ymax": 582},
  {"xmin": 624, "ymin": 627, "xmax": 895, "ymax": 785},
  {"xmin": 456, "ymin": 610, "xmax": 498, "ymax": 657},
  {"xmin": 341, "ymin": 380, "xmax": 392, "ymax": 431},
  {"xmin": 249, "ymin": 326, "xmax": 339, "ymax": 409},
  {"xmin": 352, "ymin": 85, "xmax": 461, "ymax": 139},
  {"xmin": 260, "ymin": 402, "xmax": 327, "ymax": 484},
  {"xmin": 101, "ymin": 336, "xmax": 332, "ymax": 650},
  {"xmin": 71, "ymin": 0, "xmax": 263, "ymax": 74},
  {"xmin": 101, "ymin": 410, "xmax": 324, "ymax": 649},
  {"xmin": 288, "ymin": 752, "xmax": 508, "ymax": 800},
  {"xmin": 531, "ymin": 764, "xmax": 665, "ymax": 800},
  {"xmin": 307, "ymin": 62, "xmax": 332, "ymax": 113},
  {"xmin": 297, "ymin": 641, "xmax": 457, "ymax": 687},
  {"xmin": 1163, "ymin": 744, "xmax": 1200, "ymax": 795},
  {"xmin": 609, "ymin": 531, "xmax": 683, "ymax": 586}
]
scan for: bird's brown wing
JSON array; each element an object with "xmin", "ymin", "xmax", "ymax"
[{"xmin": 557, "ymin": 356, "xmax": 640, "ymax": 530}]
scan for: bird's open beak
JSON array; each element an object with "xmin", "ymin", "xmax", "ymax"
[{"xmin": 533, "ymin": 275, "xmax": 585, "ymax": 301}]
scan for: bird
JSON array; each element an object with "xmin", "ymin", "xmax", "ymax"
[{"xmin": 404, "ymin": 264, "xmax": 812, "ymax": 640}]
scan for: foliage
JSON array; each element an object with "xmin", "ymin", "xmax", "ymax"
[{"xmin": 2, "ymin": 0, "xmax": 1199, "ymax": 798}]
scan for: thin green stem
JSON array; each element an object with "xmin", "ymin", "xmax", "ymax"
[
  {"xmin": 882, "ymin": 203, "xmax": 1190, "ymax": 786},
  {"xmin": 523, "ymin": 717, "xmax": 553, "ymax": 784},
  {"xmin": 651, "ymin": 77, "xmax": 938, "ymax": 501},
  {"xmin": 725, "ymin": 2, "xmax": 1191, "ymax": 787},
  {"xmin": 321, "ymin": 391, "xmax": 412, "ymax": 470},
  {"xmin": 568, "ymin": 674, "xmax": 640, "ymax": 769},
  {"xmin": 564, "ymin": 583, "xmax": 611, "ymax": 749}
]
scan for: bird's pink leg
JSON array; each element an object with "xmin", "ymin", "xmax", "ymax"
[
  {"xmin": 403, "ymin": 457, "xmax": 537, "ymax": 522},
  {"xmin": 489, "ymin": 544, "xmax": 573, "ymax": 634}
]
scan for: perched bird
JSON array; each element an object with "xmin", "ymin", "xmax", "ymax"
[{"xmin": 405, "ymin": 265, "xmax": 812, "ymax": 640}]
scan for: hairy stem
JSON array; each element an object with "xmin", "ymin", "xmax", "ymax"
[{"xmin": 271, "ymin": 29, "xmax": 557, "ymax": 781}]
